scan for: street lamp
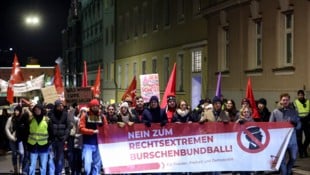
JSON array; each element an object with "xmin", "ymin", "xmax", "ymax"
[{"xmin": 24, "ymin": 15, "xmax": 40, "ymax": 26}]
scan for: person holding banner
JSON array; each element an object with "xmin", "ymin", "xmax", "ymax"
[
  {"xmin": 199, "ymin": 96, "xmax": 229, "ymax": 123},
  {"xmin": 269, "ymin": 93, "xmax": 301, "ymax": 175},
  {"xmin": 106, "ymin": 104, "xmax": 118, "ymax": 124},
  {"xmin": 131, "ymin": 96, "xmax": 146, "ymax": 123},
  {"xmin": 117, "ymin": 102, "xmax": 136, "ymax": 128},
  {"xmin": 199, "ymin": 96, "xmax": 229, "ymax": 175},
  {"xmin": 165, "ymin": 94, "xmax": 177, "ymax": 123},
  {"xmin": 142, "ymin": 95, "xmax": 168, "ymax": 127},
  {"xmin": 174, "ymin": 99, "xmax": 192, "ymax": 123},
  {"xmin": 79, "ymin": 99, "xmax": 106, "ymax": 175}
]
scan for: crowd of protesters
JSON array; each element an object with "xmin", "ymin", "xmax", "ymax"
[{"xmin": 0, "ymin": 89, "xmax": 308, "ymax": 175}]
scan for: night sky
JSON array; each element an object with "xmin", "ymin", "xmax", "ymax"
[{"xmin": 0, "ymin": 0, "xmax": 71, "ymax": 67}]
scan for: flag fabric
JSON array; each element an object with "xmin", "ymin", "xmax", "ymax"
[
  {"xmin": 215, "ymin": 72, "xmax": 222, "ymax": 97},
  {"xmin": 246, "ymin": 77, "xmax": 260, "ymax": 119},
  {"xmin": 160, "ymin": 63, "xmax": 176, "ymax": 108},
  {"xmin": 7, "ymin": 54, "xmax": 24, "ymax": 104},
  {"xmin": 82, "ymin": 61, "xmax": 88, "ymax": 87},
  {"xmin": 121, "ymin": 76, "xmax": 137, "ymax": 106},
  {"xmin": 54, "ymin": 64, "xmax": 64, "ymax": 94},
  {"xmin": 92, "ymin": 65, "xmax": 101, "ymax": 97}
]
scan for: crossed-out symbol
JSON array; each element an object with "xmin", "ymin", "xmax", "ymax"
[{"xmin": 237, "ymin": 125, "xmax": 270, "ymax": 153}]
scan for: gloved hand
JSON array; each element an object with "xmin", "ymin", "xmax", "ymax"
[
  {"xmin": 145, "ymin": 122, "xmax": 151, "ymax": 127},
  {"xmin": 290, "ymin": 120, "xmax": 297, "ymax": 127},
  {"xmin": 238, "ymin": 119, "xmax": 245, "ymax": 125},
  {"xmin": 160, "ymin": 121, "xmax": 166, "ymax": 127}
]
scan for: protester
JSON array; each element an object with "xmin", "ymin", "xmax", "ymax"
[
  {"xmin": 174, "ymin": 99, "xmax": 192, "ymax": 123},
  {"xmin": 293, "ymin": 90, "xmax": 310, "ymax": 158},
  {"xmin": 27, "ymin": 104, "xmax": 53, "ymax": 175},
  {"xmin": 49, "ymin": 100, "xmax": 71, "ymax": 175},
  {"xmin": 106, "ymin": 104, "xmax": 118, "ymax": 124},
  {"xmin": 269, "ymin": 93, "xmax": 301, "ymax": 175},
  {"xmin": 79, "ymin": 99, "xmax": 106, "ymax": 175},
  {"xmin": 142, "ymin": 95, "xmax": 168, "ymax": 127},
  {"xmin": 236, "ymin": 106, "xmax": 254, "ymax": 124},
  {"xmin": 5, "ymin": 105, "xmax": 24, "ymax": 174},
  {"xmin": 117, "ymin": 102, "xmax": 136, "ymax": 128},
  {"xmin": 224, "ymin": 99, "xmax": 239, "ymax": 122},
  {"xmin": 199, "ymin": 96, "xmax": 229, "ymax": 123},
  {"xmin": 199, "ymin": 96, "xmax": 229, "ymax": 175},
  {"xmin": 68, "ymin": 106, "xmax": 85, "ymax": 175},
  {"xmin": 257, "ymin": 98, "xmax": 270, "ymax": 122},
  {"xmin": 132, "ymin": 95, "xmax": 146, "ymax": 123},
  {"xmin": 0, "ymin": 108, "xmax": 10, "ymax": 154},
  {"xmin": 165, "ymin": 94, "xmax": 177, "ymax": 123}
]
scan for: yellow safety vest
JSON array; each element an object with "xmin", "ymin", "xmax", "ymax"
[
  {"xmin": 27, "ymin": 117, "xmax": 49, "ymax": 145},
  {"xmin": 294, "ymin": 99, "xmax": 310, "ymax": 117}
]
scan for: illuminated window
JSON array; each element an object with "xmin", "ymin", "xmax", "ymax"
[{"xmin": 192, "ymin": 50, "xmax": 202, "ymax": 73}]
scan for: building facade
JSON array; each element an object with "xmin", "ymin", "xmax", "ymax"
[
  {"xmin": 116, "ymin": 0, "xmax": 208, "ymax": 108},
  {"xmin": 62, "ymin": 0, "xmax": 83, "ymax": 88},
  {"xmin": 63, "ymin": 0, "xmax": 116, "ymax": 104},
  {"xmin": 203, "ymin": 0, "xmax": 310, "ymax": 109}
]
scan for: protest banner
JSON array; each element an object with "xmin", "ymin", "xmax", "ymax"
[
  {"xmin": 0, "ymin": 74, "xmax": 44, "ymax": 93},
  {"xmin": 139, "ymin": 74, "xmax": 160, "ymax": 103},
  {"xmin": 98, "ymin": 122, "xmax": 293, "ymax": 174},
  {"xmin": 65, "ymin": 87, "xmax": 92, "ymax": 105}
]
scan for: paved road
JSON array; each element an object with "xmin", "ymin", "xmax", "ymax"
[{"xmin": 0, "ymin": 152, "xmax": 309, "ymax": 174}]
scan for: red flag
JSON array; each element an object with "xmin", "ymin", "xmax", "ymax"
[
  {"xmin": 246, "ymin": 77, "xmax": 260, "ymax": 119},
  {"xmin": 54, "ymin": 64, "xmax": 64, "ymax": 94},
  {"xmin": 82, "ymin": 61, "xmax": 88, "ymax": 87},
  {"xmin": 160, "ymin": 63, "xmax": 176, "ymax": 108},
  {"xmin": 121, "ymin": 76, "xmax": 137, "ymax": 106},
  {"xmin": 92, "ymin": 65, "xmax": 101, "ymax": 97},
  {"xmin": 7, "ymin": 54, "xmax": 24, "ymax": 104}
]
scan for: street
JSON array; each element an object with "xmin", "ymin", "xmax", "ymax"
[{"xmin": 0, "ymin": 152, "xmax": 309, "ymax": 175}]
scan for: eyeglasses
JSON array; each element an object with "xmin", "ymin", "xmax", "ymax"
[
  {"xmin": 243, "ymin": 111, "xmax": 250, "ymax": 113},
  {"xmin": 108, "ymin": 108, "xmax": 114, "ymax": 111}
]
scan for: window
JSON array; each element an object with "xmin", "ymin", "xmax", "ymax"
[
  {"xmin": 142, "ymin": 60, "xmax": 146, "ymax": 74},
  {"xmin": 255, "ymin": 20, "xmax": 262, "ymax": 67},
  {"xmin": 164, "ymin": 57, "xmax": 170, "ymax": 84},
  {"xmin": 284, "ymin": 12, "xmax": 293, "ymax": 65},
  {"xmin": 133, "ymin": 7, "xmax": 139, "ymax": 37},
  {"xmin": 105, "ymin": 27, "xmax": 109, "ymax": 45},
  {"xmin": 177, "ymin": 0, "xmax": 185, "ymax": 23},
  {"xmin": 125, "ymin": 64, "xmax": 129, "ymax": 87},
  {"xmin": 192, "ymin": 50, "xmax": 202, "ymax": 73},
  {"xmin": 177, "ymin": 54, "xmax": 184, "ymax": 91},
  {"xmin": 118, "ymin": 16, "xmax": 124, "ymax": 42},
  {"xmin": 218, "ymin": 26, "xmax": 229, "ymax": 71},
  {"xmin": 193, "ymin": 0, "xmax": 201, "ymax": 17},
  {"xmin": 142, "ymin": 2, "xmax": 148, "ymax": 34},
  {"xmin": 110, "ymin": 25, "xmax": 114, "ymax": 44},
  {"xmin": 125, "ymin": 12, "xmax": 130, "ymax": 40},
  {"xmin": 275, "ymin": 1, "xmax": 294, "ymax": 68},
  {"xmin": 163, "ymin": 0, "xmax": 171, "ymax": 27},
  {"xmin": 133, "ymin": 62, "xmax": 137, "ymax": 76},
  {"xmin": 152, "ymin": 58, "xmax": 157, "ymax": 73},
  {"xmin": 152, "ymin": 0, "xmax": 160, "ymax": 31},
  {"xmin": 118, "ymin": 65, "xmax": 122, "ymax": 88}
]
